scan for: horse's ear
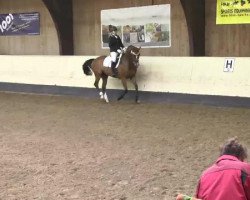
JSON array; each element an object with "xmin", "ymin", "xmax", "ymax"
[{"xmin": 138, "ymin": 46, "xmax": 141, "ymax": 50}]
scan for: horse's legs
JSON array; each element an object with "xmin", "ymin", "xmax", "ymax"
[
  {"xmin": 101, "ymin": 75, "xmax": 109, "ymax": 103},
  {"xmin": 94, "ymin": 76, "xmax": 103, "ymax": 99},
  {"xmin": 130, "ymin": 76, "xmax": 139, "ymax": 103},
  {"xmin": 117, "ymin": 78, "xmax": 128, "ymax": 101}
]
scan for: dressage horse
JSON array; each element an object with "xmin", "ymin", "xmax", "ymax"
[{"xmin": 82, "ymin": 45, "xmax": 141, "ymax": 103}]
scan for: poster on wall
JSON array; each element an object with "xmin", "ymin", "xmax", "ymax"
[
  {"xmin": 0, "ymin": 12, "xmax": 40, "ymax": 36},
  {"xmin": 216, "ymin": 0, "xmax": 250, "ymax": 24},
  {"xmin": 101, "ymin": 4, "xmax": 171, "ymax": 48}
]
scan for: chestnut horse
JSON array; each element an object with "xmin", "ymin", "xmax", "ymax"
[{"xmin": 82, "ymin": 45, "xmax": 141, "ymax": 103}]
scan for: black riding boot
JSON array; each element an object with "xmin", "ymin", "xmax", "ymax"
[{"xmin": 111, "ymin": 62, "xmax": 118, "ymax": 77}]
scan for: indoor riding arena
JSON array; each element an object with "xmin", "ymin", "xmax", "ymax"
[{"xmin": 1, "ymin": 0, "xmax": 250, "ymax": 200}]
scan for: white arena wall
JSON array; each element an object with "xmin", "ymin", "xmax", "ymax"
[{"xmin": 0, "ymin": 55, "xmax": 250, "ymax": 106}]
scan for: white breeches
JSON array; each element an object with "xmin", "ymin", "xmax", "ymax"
[{"xmin": 110, "ymin": 52, "xmax": 118, "ymax": 62}]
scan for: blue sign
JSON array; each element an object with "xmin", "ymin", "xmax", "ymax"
[{"xmin": 0, "ymin": 12, "xmax": 40, "ymax": 36}]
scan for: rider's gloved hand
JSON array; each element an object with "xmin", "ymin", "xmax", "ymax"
[{"xmin": 117, "ymin": 49, "xmax": 122, "ymax": 53}]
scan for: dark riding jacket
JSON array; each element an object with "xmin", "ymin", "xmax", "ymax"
[{"xmin": 108, "ymin": 34, "xmax": 124, "ymax": 52}]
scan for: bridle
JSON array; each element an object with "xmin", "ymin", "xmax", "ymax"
[
  {"xmin": 130, "ymin": 50, "xmax": 140, "ymax": 67},
  {"xmin": 131, "ymin": 50, "xmax": 140, "ymax": 59}
]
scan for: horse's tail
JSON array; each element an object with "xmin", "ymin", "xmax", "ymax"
[{"xmin": 82, "ymin": 58, "xmax": 94, "ymax": 76}]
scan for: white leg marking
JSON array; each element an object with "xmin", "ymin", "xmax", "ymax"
[
  {"xmin": 99, "ymin": 92, "xmax": 104, "ymax": 99},
  {"xmin": 103, "ymin": 93, "xmax": 109, "ymax": 103}
]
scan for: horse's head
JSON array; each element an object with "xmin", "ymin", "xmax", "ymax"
[{"xmin": 126, "ymin": 45, "xmax": 141, "ymax": 67}]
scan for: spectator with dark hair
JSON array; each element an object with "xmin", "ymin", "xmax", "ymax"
[{"xmin": 176, "ymin": 137, "xmax": 250, "ymax": 200}]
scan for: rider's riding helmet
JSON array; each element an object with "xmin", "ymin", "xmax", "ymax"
[{"xmin": 109, "ymin": 25, "xmax": 117, "ymax": 32}]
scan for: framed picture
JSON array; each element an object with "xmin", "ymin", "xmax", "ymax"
[{"xmin": 101, "ymin": 4, "xmax": 171, "ymax": 48}]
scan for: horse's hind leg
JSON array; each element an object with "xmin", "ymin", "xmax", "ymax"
[
  {"xmin": 94, "ymin": 76, "xmax": 103, "ymax": 99},
  {"xmin": 101, "ymin": 75, "xmax": 109, "ymax": 103},
  {"xmin": 117, "ymin": 78, "xmax": 128, "ymax": 101},
  {"xmin": 131, "ymin": 77, "xmax": 139, "ymax": 103}
]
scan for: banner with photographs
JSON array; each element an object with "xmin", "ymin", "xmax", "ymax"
[
  {"xmin": 101, "ymin": 4, "xmax": 171, "ymax": 48},
  {"xmin": 0, "ymin": 12, "xmax": 40, "ymax": 36},
  {"xmin": 216, "ymin": 0, "xmax": 250, "ymax": 24}
]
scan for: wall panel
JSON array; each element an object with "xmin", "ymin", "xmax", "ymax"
[
  {"xmin": 1, "ymin": 0, "xmax": 250, "ymax": 56},
  {"xmin": 1, "ymin": 55, "xmax": 250, "ymax": 98},
  {"xmin": 73, "ymin": 0, "xmax": 190, "ymax": 56},
  {"xmin": 206, "ymin": 0, "xmax": 250, "ymax": 57},
  {"xmin": 0, "ymin": 0, "xmax": 59, "ymax": 55}
]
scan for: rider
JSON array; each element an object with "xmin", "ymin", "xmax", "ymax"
[{"xmin": 108, "ymin": 25, "xmax": 124, "ymax": 76}]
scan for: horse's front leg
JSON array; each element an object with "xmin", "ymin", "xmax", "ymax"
[
  {"xmin": 130, "ymin": 76, "xmax": 139, "ymax": 103},
  {"xmin": 101, "ymin": 76, "xmax": 109, "ymax": 103},
  {"xmin": 117, "ymin": 78, "xmax": 128, "ymax": 101}
]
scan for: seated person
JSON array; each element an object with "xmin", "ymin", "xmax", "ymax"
[{"xmin": 176, "ymin": 137, "xmax": 250, "ymax": 200}]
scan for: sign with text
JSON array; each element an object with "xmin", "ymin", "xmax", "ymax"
[
  {"xmin": 0, "ymin": 12, "xmax": 40, "ymax": 36},
  {"xmin": 216, "ymin": 0, "xmax": 250, "ymax": 24}
]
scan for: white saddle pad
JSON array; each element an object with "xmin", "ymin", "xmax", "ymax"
[
  {"xmin": 103, "ymin": 54, "xmax": 122, "ymax": 68},
  {"xmin": 103, "ymin": 56, "xmax": 112, "ymax": 68}
]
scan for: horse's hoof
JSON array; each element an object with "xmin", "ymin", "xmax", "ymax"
[{"xmin": 136, "ymin": 100, "xmax": 140, "ymax": 104}]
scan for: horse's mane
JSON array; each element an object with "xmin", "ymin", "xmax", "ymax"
[{"xmin": 125, "ymin": 45, "xmax": 135, "ymax": 53}]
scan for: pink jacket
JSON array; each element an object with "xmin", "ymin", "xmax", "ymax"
[{"xmin": 196, "ymin": 155, "xmax": 250, "ymax": 200}]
